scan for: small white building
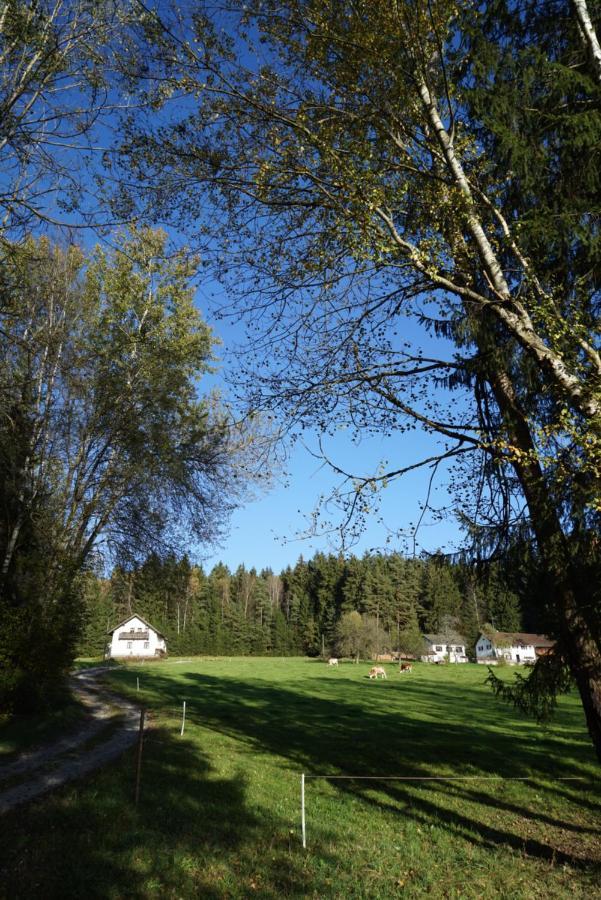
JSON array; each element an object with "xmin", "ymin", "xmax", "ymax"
[
  {"xmin": 422, "ymin": 634, "xmax": 469, "ymax": 663},
  {"xmin": 107, "ymin": 614, "xmax": 167, "ymax": 659},
  {"xmin": 475, "ymin": 631, "xmax": 554, "ymax": 665}
]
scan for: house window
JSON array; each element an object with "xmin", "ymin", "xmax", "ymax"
[
  {"xmin": 144, "ymin": 642, "xmax": 149, "ymax": 649},
  {"xmin": 435, "ymin": 646, "xmax": 443, "ymax": 652},
  {"xmin": 127, "ymin": 642, "xmax": 132, "ymax": 649}
]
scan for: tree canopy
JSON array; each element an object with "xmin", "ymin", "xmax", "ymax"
[
  {"xmin": 114, "ymin": 0, "xmax": 601, "ymax": 758},
  {"xmin": 78, "ymin": 547, "xmax": 522, "ymax": 662},
  {"xmin": 0, "ymin": 0, "xmax": 138, "ymax": 236},
  {"xmin": 0, "ymin": 228, "xmax": 253, "ymax": 710}
]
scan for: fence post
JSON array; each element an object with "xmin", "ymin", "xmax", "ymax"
[
  {"xmin": 134, "ymin": 707, "xmax": 145, "ymax": 806},
  {"xmin": 136, "ymin": 676, "xmax": 139, "ymax": 692},
  {"xmin": 180, "ymin": 700, "xmax": 186, "ymax": 736},
  {"xmin": 301, "ymin": 773, "xmax": 306, "ymax": 849}
]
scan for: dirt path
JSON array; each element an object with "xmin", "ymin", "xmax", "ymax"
[{"xmin": 0, "ymin": 667, "xmax": 140, "ymax": 815}]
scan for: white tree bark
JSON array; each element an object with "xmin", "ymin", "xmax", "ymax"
[
  {"xmin": 572, "ymin": 0, "xmax": 601, "ymax": 84},
  {"xmin": 411, "ymin": 76, "xmax": 600, "ymax": 421}
]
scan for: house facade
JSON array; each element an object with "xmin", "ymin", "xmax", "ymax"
[
  {"xmin": 107, "ymin": 614, "xmax": 167, "ymax": 659},
  {"xmin": 422, "ymin": 634, "xmax": 468, "ymax": 663},
  {"xmin": 475, "ymin": 631, "xmax": 554, "ymax": 665}
]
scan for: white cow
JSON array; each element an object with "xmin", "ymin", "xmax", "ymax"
[
  {"xmin": 368, "ymin": 666, "xmax": 387, "ymax": 679},
  {"xmin": 328, "ymin": 657, "xmax": 339, "ymax": 666}
]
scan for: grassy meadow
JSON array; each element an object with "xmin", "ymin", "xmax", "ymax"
[{"xmin": 0, "ymin": 657, "xmax": 599, "ymax": 898}]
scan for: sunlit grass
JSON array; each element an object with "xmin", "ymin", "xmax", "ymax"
[{"xmin": 0, "ymin": 658, "xmax": 599, "ymax": 898}]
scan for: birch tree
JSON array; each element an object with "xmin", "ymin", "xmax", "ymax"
[{"xmin": 118, "ymin": 1, "xmax": 601, "ymax": 758}]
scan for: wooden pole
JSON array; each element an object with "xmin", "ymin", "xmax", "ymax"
[
  {"xmin": 301, "ymin": 773, "xmax": 306, "ymax": 849},
  {"xmin": 180, "ymin": 700, "xmax": 186, "ymax": 736},
  {"xmin": 136, "ymin": 676, "xmax": 139, "ymax": 692},
  {"xmin": 134, "ymin": 707, "xmax": 145, "ymax": 806}
]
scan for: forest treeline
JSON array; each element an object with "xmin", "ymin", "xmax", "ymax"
[{"xmin": 79, "ymin": 549, "xmax": 544, "ymax": 659}]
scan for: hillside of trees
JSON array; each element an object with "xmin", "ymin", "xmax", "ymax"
[{"xmin": 79, "ymin": 549, "xmax": 545, "ymax": 660}]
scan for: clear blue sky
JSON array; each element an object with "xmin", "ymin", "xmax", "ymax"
[
  {"xmin": 197, "ymin": 291, "xmax": 467, "ymax": 574},
  {"xmin": 48, "ymin": 216, "xmax": 466, "ymax": 573},
  {"xmin": 20, "ymin": 30, "xmax": 470, "ymax": 575},
  {"xmin": 200, "ymin": 431, "xmax": 464, "ymax": 573}
]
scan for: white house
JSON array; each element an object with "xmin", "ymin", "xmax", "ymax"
[
  {"xmin": 475, "ymin": 631, "xmax": 554, "ymax": 665},
  {"xmin": 107, "ymin": 614, "xmax": 167, "ymax": 659},
  {"xmin": 422, "ymin": 634, "xmax": 469, "ymax": 663}
]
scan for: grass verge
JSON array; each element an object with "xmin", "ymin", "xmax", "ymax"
[{"xmin": 0, "ymin": 658, "xmax": 599, "ymax": 899}]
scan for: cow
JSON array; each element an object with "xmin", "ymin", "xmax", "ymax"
[
  {"xmin": 328, "ymin": 657, "xmax": 339, "ymax": 666},
  {"xmin": 368, "ymin": 666, "xmax": 387, "ymax": 679},
  {"xmin": 399, "ymin": 663, "xmax": 413, "ymax": 673}
]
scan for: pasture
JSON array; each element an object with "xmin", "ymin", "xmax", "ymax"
[{"xmin": 0, "ymin": 658, "xmax": 599, "ymax": 898}]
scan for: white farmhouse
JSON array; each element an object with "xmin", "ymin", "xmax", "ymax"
[
  {"xmin": 422, "ymin": 634, "xmax": 469, "ymax": 663},
  {"xmin": 107, "ymin": 614, "xmax": 167, "ymax": 659},
  {"xmin": 475, "ymin": 631, "xmax": 554, "ymax": 665}
]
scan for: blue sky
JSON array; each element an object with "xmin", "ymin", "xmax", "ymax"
[
  {"xmin": 3, "ymin": 10, "xmax": 471, "ymax": 575},
  {"xmin": 200, "ymin": 431, "xmax": 464, "ymax": 573},
  {"xmin": 197, "ymin": 290, "xmax": 467, "ymax": 573}
]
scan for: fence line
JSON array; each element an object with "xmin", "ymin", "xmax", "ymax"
[
  {"xmin": 127, "ymin": 688, "xmax": 594, "ymax": 851},
  {"xmin": 303, "ymin": 774, "xmax": 588, "ymax": 781},
  {"xmin": 299, "ymin": 772, "xmax": 591, "ymax": 849}
]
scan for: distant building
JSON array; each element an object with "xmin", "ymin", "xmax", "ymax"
[
  {"xmin": 107, "ymin": 614, "xmax": 167, "ymax": 659},
  {"xmin": 475, "ymin": 631, "xmax": 554, "ymax": 665},
  {"xmin": 422, "ymin": 634, "xmax": 468, "ymax": 663}
]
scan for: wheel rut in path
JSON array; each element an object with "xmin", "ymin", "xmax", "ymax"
[{"xmin": 0, "ymin": 667, "xmax": 140, "ymax": 815}]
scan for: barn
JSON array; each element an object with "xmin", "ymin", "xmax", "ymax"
[{"xmin": 106, "ymin": 614, "xmax": 167, "ymax": 659}]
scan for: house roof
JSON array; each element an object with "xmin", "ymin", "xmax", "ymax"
[
  {"xmin": 424, "ymin": 633, "xmax": 466, "ymax": 645},
  {"xmin": 108, "ymin": 613, "xmax": 166, "ymax": 639},
  {"xmin": 480, "ymin": 631, "xmax": 554, "ymax": 648}
]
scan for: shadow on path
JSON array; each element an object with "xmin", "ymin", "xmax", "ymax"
[{"xmin": 0, "ymin": 722, "xmax": 337, "ymax": 899}]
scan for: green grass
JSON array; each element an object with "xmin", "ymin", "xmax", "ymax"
[
  {"xmin": 0, "ymin": 690, "xmax": 86, "ymax": 762},
  {"xmin": 0, "ymin": 658, "xmax": 599, "ymax": 899},
  {"xmin": 71, "ymin": 657, "xmax": 118, "ymax": 671},
  {"xmin": 0, "ymin": 658, "xmax": 119, "ymax": 760}
]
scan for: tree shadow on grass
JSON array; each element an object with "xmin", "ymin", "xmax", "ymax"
[
  {"xmin": 0, "ymin": 724, "xmax": 338, "ymax": 899},
  {"xmin": 118, "ymin": 670, "xmax": 601, "ymax": 873},
  {"xmin": 347, "ymin": 777, "xmax": 600, "ymax": 868},
  {"xmin": 144, "ymin": 671, "xmax": 595, "ymax": 775}
]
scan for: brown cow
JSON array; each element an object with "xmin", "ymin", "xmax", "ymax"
[
  {"xmin": 399, "ymin": 663, "xmax": 413, "ymax": 673},
  {"xmin": 368, "ymin": 666, "xmax": 387, "ymax": 679}
]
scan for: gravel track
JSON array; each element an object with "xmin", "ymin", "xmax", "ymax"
[{"xmin": 0, "ymin": 667, "xmax": 140, "ymax": 815}]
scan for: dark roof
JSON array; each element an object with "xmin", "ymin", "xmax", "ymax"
[
  {"xmin": 424, "ymin": 633, "xmax": 466, "ymax": 645},
  {"xmin": 118, "ymin": 630, "xmax": 149, "ymax": 641},
  {"xmin": 480, "ymin": 631, "xmax": 554, "ymax": 648},
  {"xmin": 108, "ymin": 614, "xmax": 166, "ymax": 639}
]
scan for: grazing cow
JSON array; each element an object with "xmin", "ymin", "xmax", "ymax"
[
  {"xmin": 399, "ymin": 663, "xmax": 413, "ymax": 673},
  {"xmin": 328, "ymin": 657, "xmax": 339, "ymax": 666},
  {"xmin": 368, "ymin": 666, "xmax": 387, "ymax": 679}
]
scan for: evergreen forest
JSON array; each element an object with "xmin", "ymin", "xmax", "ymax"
[{"xmin": 79, "ymin": 550, "xmax": 542, "ymax": 660}]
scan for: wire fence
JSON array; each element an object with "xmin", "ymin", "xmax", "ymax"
[
  {"xmin": 299, "ymin": 772, "xmax": 592, "ymax": 848},
  {"xmin": 126, "ymin": 694, "xmax": 595, "ymax": 850}
]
